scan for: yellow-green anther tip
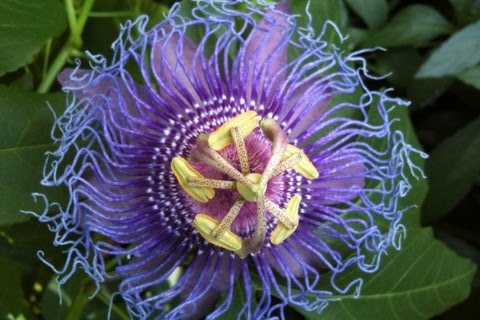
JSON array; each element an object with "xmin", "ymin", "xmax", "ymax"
[
  {"xmin": 208, "ymin": 111, "xmax": 260, "ymax": 150},
  {"xmin": 193, "ymin": 214, "xmax": 243, "ymax": 251},
  {"xmin": 283, "ymin": 144, "xmax": 319, "ymax": 180},
  {"xmin": 259, "ymin": 118, "xmax": 278, "ymax": 140},
  {"xmin": 171, "ymin": 157, "xmax": 215, "ymax": 203},
  {"xmin": 270, "ymin": 195, "xmax": 301, "ymax": 245}
]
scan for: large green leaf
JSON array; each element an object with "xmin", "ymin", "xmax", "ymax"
[
  {"xmin": 0, "ymin": 220, "xmax": 61, "ymax": 266},
  {"xmin": 0, "ymin": 0, "xmax": 66, "ymax": 75},
  {"xmin": 362, "ymin": 5, "xmax": 453, "ymax": 48},
  {"xmin": 344, "ymin": 0, "xmax": 388, "ymax": 29},
  {"xmin": 297, "ymin": 228, "xmax": 477, "ymax": 320},
  {"xmin": 416, "ymin": 21, "xmax": 480, "ymax": 78},
  {"xmin": 0, "ymin": 257, "xmax": 34, "ymax": 318},
  {"xmin": 0, "ymin": 85, "xmax": 66, "ymax": 226},
  {"xmin": 422, "ymin": 115, "xmax": 480, "ymax": 224},
  {"xmin": 291, "ymin": 0, "xmax": 348, "ymax": 51},
  {"xmin": 295, "ymin": 0, "xmax": 348, "ymax": 30}
]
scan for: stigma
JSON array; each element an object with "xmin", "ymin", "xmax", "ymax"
[{"xmin": 171, "ymin": 111, "xmax": 319, "ymax": 258}]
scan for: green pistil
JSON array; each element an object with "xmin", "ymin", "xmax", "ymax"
[{"xmin": 236, "ymin": 173, "xmax": 264, "ymax": 202}]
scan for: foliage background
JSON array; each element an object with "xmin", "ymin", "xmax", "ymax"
[{"xmin": 0, "ymin": 0, "xmax": 479, "ymax": 319}]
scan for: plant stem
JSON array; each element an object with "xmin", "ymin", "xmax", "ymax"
[
  {"xmin": 77, "ymin": 0, "xmax": 96, "ymax": 35},
  {"xmin": 37, "ymin": 43, "xmax": 72, "ymax": 93},
  {"xmin": 37, "ymin": 0, "xmax": 96, "ymax": 93},
  {"xmin": 64, "ymin": 280, "xmax": 94, "ymax": 320},
  {"xmin": 42, "ymin": 39, "xmax": 52, "ymax": 80},
  {"xmin": 64, "ymin": 0, "xmax": 79, "ymax": 45},
  {"xmin": 98, "ymin": 288, "xmax": 130, "ymax": 320}
]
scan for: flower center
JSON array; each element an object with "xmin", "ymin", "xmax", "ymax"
[
  {"xmin": 236, "ymin": 173, "xmax": 263, "ymax": 202},
  {"xmin": 171, "ymin": 111, "xmax": 319, "ymax": 258}
]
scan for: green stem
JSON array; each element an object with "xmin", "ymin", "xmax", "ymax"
[
  {"xmin": 37, "ymin": 0, "xmax": 96, "ymax": 93},
  {"xmin": 42, "ymin": 39, "xmax": 52, "ymax": 79},
  {"xmin": 105, "ymin": 257, "xmax": 118, "ymax": 272},
  {"xmin": 37, "ymin": 43, "xmax": 72, "ymax": 93},
  {"xmin": 64, "ymin": 280, "xmax": 94, "ymax": 320},
  {"xmin": 64, "ymin": 0, "xmax": 79, "ymax": 44},
  {"xmin": 77, "ymin": 0, "xmax": 96, "ymax": 35},
  {"xmin": 98, "ymin": 288, "xmax": 130, "ymax": 320}
]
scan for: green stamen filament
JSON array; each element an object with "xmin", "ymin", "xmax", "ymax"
[
  {"xmin": 272, "ymin": 153, "xmax": 303, "ymax": 177},
  {"xmin": 188, "ymin": 177, "xmax": 236, "ymax": 189},
  {"xmin": 212, "ymin": 199, "xmax": 245, "ymax": 239},
  {"xmin": 231, "ymin": 127, "xmax": 250, "ymax": 175}
]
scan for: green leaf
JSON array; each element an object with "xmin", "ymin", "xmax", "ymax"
[
  {"xmin": 376, "ymin": 48, "xmax": 423, "ymax": 87},
  {"xmin": 0, "ymin": 220, "xmax": 61, "ymax": 266},
  {"xmin": 291, "ymin": 0, "xmax": 349, "ymax": 50},
  {"xmin": 0, "ymin": 85, "xmax": 66, "ymax": 226},
  {"xmin": 362, "ymin": 5, "xmax": 453, "ymax": 48},
  {"xmin": 297, "ymin": 0, "xmax": 348, "ymax": 29},
  {"xmin": 0, "ymin": 0, "xmax": 67, "ymax": 75},
  {"xmin": 346, "ymin": 27, "xmax": 368, "ymax": 46},
  {"xmin": 144, "ymin": 1, "xmax": 169, "ymax": 29},
  {"xmin": 345, "ymin": 0, "xmax": 388, "ymax": 29},
  {"xmin": 0, "ymin": 257, "xmax": 34, "ymax": 318},
  {"xmin": 179, "ymin": 0, "xmax": 202, "ymax": 43},
  {"xmin": 422, "ymin": 115, "xmax": 480, "ymax": 224},
  {"xmin": 416, "ymin": 21, "xmax": 480, "ymax": 78},
  {"xmin": 41, "ymin": 275, "xmax": 82, "ymax": 320},
  {"xmin": 407, "ymin": 77, "xmax": 454, "ymax": 109},
  {"xmin": 456, "ymin": 65, "xmax": 480, "ymax": 89},
  {"xmin": 449, "ymin": 0, "xmax": 480, "ymax": 24},
  {"xmin": 297, "ymin": 228, "xmax": 477, "ymax": 320},
  {"xmin": 216, "ymin": 281, "xmax": 253, "ymax": 320}
]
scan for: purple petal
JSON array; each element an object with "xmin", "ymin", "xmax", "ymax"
[
  {"xmin": 280, "ymin": 77, "xmax": 330, "ymax": 140},
  {"xmin": 237, "ymin": 1, "xmax": 291, "ymax": 104},
  {"xmin": 152, "ymin": 28, "xmax": 209, "ymax": 106},
  {"xmin": 310, "ymin": 152, "xmax": 366, "ymax": 204}
]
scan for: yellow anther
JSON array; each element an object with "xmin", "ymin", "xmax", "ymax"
[
  {"xmin": 236, "ymin": 173, "xmax": 264, "ymax": 202},
  {"xmin": 193, "ymin": 214, "xmax": 243, "ymax": 251},
  {"xmin": 282, "ymin": 144, "xmax": 319, "ymax": 180},
  {"xmin": 171, "ymin": 157, "xmax": 215, "ymax": 203},
  {"xmin": 208, "ymin": 111, "xmax": 260, "ymax": 150},
  {"xmin": 270, "ymin": 195, "xmax": 301, "ymax": 245}
]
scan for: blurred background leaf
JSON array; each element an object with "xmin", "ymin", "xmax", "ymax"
[
  {"xmin": 416, "ymin": 21, "xmax": 480, "ymax": 78},
  {"xmin": 297, "ymin": 228, "xmax": 477, "ymax": 320},
  {"xmin": 422, "ymin": 115, "xmax": 480, "ymax": 224},
  {"xmin": 362, "ymin": 4, "xmax": 453, "ymax": 48},
  {"xmin": 457, "ymin": 65, "xmax": 480, "ymax": 89},
  {"xmin": 344, "ymin": 0, "xmax": 388, "ymax": 29}
]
